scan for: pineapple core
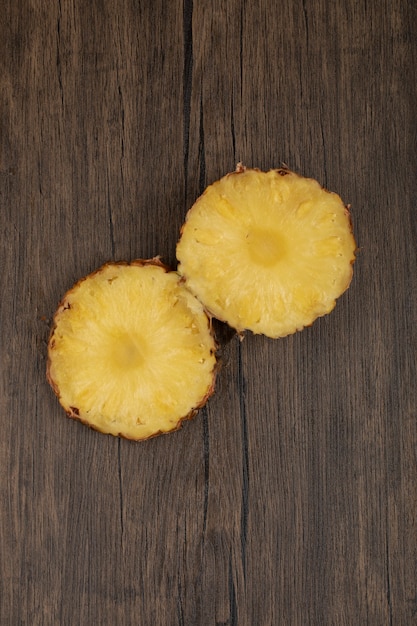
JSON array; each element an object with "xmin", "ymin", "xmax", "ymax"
[
  {"xmin": 246, "ymin": 227, "xmax": 286, "ymax": 266},
  {"xmin": 47, "ymin": 260, "xmax": 216, "ymax": 439},
  {"xmin": 177, "ymin": 167, "xmax": 356, "ymax": 337}
]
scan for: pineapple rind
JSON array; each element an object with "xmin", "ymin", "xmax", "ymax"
[
  {"xmin": 47, "ymin": 260, "xmax": 217, "ymax": 439},
  {"xmin": 177, "ymin": 168, "xmax": 356, "ymax": 337}
]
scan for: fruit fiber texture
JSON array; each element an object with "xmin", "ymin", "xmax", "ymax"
[
  {"xmin": 47, "ymin": 259, "xmax": 217, "ymax": 440},
  {"xmin": 176, "ymin": 166, "xmax": 356, "ymax": 338}
]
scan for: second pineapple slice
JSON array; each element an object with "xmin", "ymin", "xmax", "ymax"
[
  {"xmin": 177, "ymin": 166, "xmax": 356, "ymax": 338},
  {"xmin": 47, "ymin": 259, "xmax": 217, "ymax": 440}
]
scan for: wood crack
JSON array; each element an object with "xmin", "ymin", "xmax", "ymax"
[
  {"xmin": 183, "ymin": 0, "xmax": 194, "ymax": 202},
  {"xmin": 202, "ymin": 406, "xmax": 210, "ymax": 535},
  {"xmin": 118, "ymin": 84, "xmax": 125, "ymax": 169},
  {"xmin": 231, "ymin": 96, "xmax": 236, "ymax": 164},
  {"xmin": 320, "ymin": 115, "xmax": 328, "ymax": 186},
  {"xmin": 386, "ymin": 527, "xmax": 393, "ymax": 625},
  {"xmin": 198, "ymin": 93, "xmax": 206, "ymax": 193},
  {"xmin": 228, "ymin": 553, "xmax": 238, "ymax": 625},
  {"xmin": 106, "ymin": 171, "xmax": 116, "ymax": 258},
  {"xmin": 56, "ymin": 0, "xmax": 64, "ymax": 108},
  {"xmin": 238, "ymin": 340, "xmax": 249, "ymax": 580},
  {"xmin": 117, "ymin": 439, "xmax": 124, "ymax": 547}
]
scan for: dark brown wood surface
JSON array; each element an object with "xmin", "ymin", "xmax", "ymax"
[{"xmin": 1, "ymin": 1, "xmax": 416, "ymax": 624}]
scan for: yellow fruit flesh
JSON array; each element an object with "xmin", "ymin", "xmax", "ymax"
[
  {"xmin": 48, "ymin": 262, "xmax": 216, "ymax": 439},
  {"xmin": 177, "ymin": 168, "xmax": 356, "ymax": 337}
]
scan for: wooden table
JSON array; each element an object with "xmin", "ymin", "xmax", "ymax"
[{"xmin": 1, "ymin": 1, "xmax": 416, "ymax": 624}]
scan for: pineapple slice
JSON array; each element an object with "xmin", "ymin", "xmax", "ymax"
[
  {"xmin": 47, "ymin": 259, "xmax": 217, "ymax": 440},
  {"xmin": 177, "ymin": 166, "xmax": 356, "ymax": 338}
]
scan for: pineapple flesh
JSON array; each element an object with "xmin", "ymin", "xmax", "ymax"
[
  {"xmin": 47, "ymin": 259, "xmax": 217, "ymax": 440},
  {"xmin": 176, "ymin": 167, "xmax": 356, "ymax": 338}
]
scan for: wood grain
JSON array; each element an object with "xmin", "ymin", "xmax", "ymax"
[{"xmin": 1, "ymin": 0, "xmax": 416, "ymax": 624}]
